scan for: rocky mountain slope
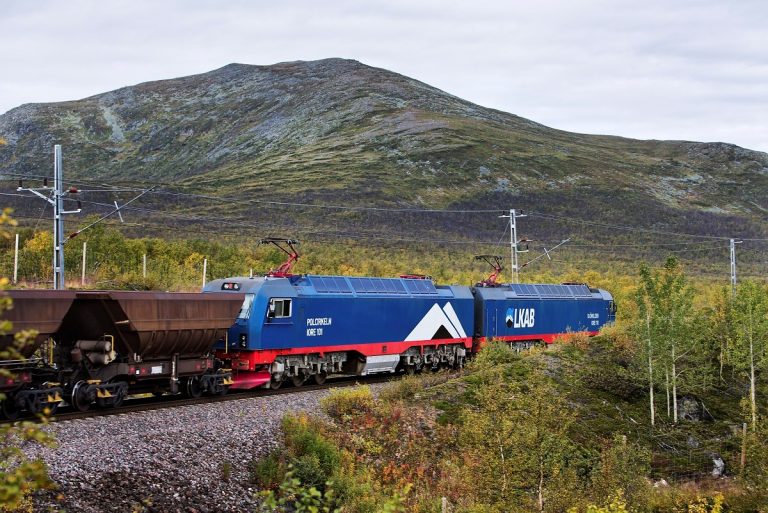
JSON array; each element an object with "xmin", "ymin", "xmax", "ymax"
[{"xmin": 1, "ymin": 58, "xmax": 766, "ymax": 243}]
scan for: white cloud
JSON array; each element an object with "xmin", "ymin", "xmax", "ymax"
[{"xmin": 1, "ymin": 0, "xmax": 766, "ymax": 151}]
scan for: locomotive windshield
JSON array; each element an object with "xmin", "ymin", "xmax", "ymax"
[{"xmin": 238, "ymin": 294, "xmax": 255, "ymax": 319}]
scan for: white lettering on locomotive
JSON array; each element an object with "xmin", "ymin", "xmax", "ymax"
[
  {"xmin": 306, "ymin": 317, "xmax": 331, "ymax": 336},
  {"xmin": 306, "ymin": 317, "xmax": 332, "ymax": 326},
  {"xmin": 505, "ymin": 308, "xmax": 535, "ymax": 328}
]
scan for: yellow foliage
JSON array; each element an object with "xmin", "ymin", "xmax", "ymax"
[
  {"xmin": 0, "ymin": 210, "xmax": 57, "ymax": 511},
  {"xmin": 568, "ymin": 493, "xmax": 630, "ymax": 513},
  {"xmin": 320, "ymin": 385, "xmax": 375, "ymax": 420},
  {"xmin": 554, "ymin": 330, "xmax": 591, "ymax": 350},
  {"xmin": 673, "ymin": 493, "xmax": 724, "ymax": 513}
]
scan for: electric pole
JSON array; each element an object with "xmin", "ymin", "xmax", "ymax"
[
  {"xmin": 730, "ymin": 238, "xmax": 742, "ymax": 297},
  {"xmin": 499, "ymin": 209, "xmax": 528, "ymax": 284},
  {"xmin": 17, "ymin": 145, "xmax": 81, "ymax": 289},
  {"xmin": 17, "ymin": 146, "xmax": 152, "ymax": 288}
]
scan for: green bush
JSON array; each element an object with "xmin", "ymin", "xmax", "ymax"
[
  {"xmin": 282, "ymin": 414, "xmax": 340, "ymax": 488},
  {"xmin": 250, "ymin": 450, "xmax": 285, "ymax": 490},
  {"xmin": 320, "ymin": 385, "xmax": 375, "ymax": 419},
  {"xmin": 468, "ymin": 340, "xmax": 520, "ymax": 370},
  {"xmin": 378, "ymin": 375, "xmax": 423, "ymax": 403},
  {"xmin": 291, "ymin": 454, "xmax": 327, "ymax": 489}
]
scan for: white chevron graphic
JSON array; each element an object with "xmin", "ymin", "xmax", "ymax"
[
  {"xmin": 442, "ymin": 302, "xmax": 467, "ymax": 338},
  {"xmin": 404, "ymin": 303, "xmax": 467, "ymax": 341}
]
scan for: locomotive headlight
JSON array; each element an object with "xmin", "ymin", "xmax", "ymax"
[{"xmin": 239, "ymin": 333, "xmax": 248, "ymax": 348}]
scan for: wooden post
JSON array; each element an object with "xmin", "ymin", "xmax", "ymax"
[
  {"xmin": 13, "ymin": 233, "xmax": 19, "ymax": 284},
  {"xmin": 81, "ymin": 241, "xmax": 87, "ymax": 286},
  {"xmin": 143, "ymin": 254, "xmax": 147, "ymax": 279},
  {"xmin": 202, "ymin": 258, "xmax": 208, "ymax": 288},
  {"xmin": 441, "ymin": 497, "xmax": 448, "ymax": 513}
]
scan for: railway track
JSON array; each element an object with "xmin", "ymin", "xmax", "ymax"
[{"xmin": 3, "ymin": 374, "xmax": 398, "ymax": 424}]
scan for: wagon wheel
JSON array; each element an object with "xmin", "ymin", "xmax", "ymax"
[
  {"xmin": 184, "ymin": 377, "xmax": 203, "ymax": 399},
  {"xmin": 0, "ymin": 397, "xmax": 19, "ymax": 421},
  {"xmin": 312, "ymin": 372, "xmax": 327, "ymax": 385},
  {"xmin": 100, "ymin": 382, "xmax": 128, "ymax": 408},
  {"xmin": 33, "ymin": 395, "xmax": 60, "ymax": 416},
  {"xmin": 111, "ymin": 385, "xmax": 127, "ymax": 408},
  {"xmin": 291, "ymin": 374, "xmax": 307, "ymax": 387},
  {"xmin": 70, "ymin": 381, "xmax": 92, "ymax": 412}
]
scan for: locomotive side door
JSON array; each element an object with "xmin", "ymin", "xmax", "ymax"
[{"xmin": 487, "ymin": 301, "xmax": 497, "ymax": 338}]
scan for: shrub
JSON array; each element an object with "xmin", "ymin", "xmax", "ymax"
[
  {"xmin": 282, "ymin": 414, "xmax": 340, "ymax": 488},
  {"xmin": 378, "ymin": 375, "xmax": 423, "ymax": 403},
  {"xmin": 291, "ymin": 454, "xmax": 326, "ymax": 489},
  {"xmin": 250, "ymin": 450, "xmax": 284, "ymax": 490},
  {"xmin": 320, "ymin": 385, "xmax": 375, "ymax": 419},
  {"xmin": 468, "ymin": 340, "xmax": 520, "ymax": 370},
  {"xmin": 258, "ymin": 470, "xmax": 340, "ymax": 513},
  {"xmin": 555, "ymin": 330, "xmax": 591, "ymax": 350}
]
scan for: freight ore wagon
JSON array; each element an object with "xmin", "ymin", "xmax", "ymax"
[
  {"xmin": 0, "ymin": 290, "xmax": 244, "ymax": 418},
  {"xmin": 205, "ymin": 275, "xmax": 615, "ymax": 390}
]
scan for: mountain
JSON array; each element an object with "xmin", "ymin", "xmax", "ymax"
[{"xmin": 1, "ymin": 58, "xmax": 767, "ymax": 246}]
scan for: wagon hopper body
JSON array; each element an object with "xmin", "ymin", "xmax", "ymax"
[
  {"xmin": 52, "ymin": 290, "xmax": 244, "ymax": 409},
  {"xmin": 0, "ymin": 289, "xmax": 77, "ymax": 358},
  {"xmin": 0, "ymin": 290, "xmax": 78, "ymax": 418}
]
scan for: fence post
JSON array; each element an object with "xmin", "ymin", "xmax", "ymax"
[
  {"xmin": 81, "ymin": 241, "xmax": 87, "ymax": 286},
  {"xmin": 13, "ymin": 233, "xmax": 19, "ymax": 284},
  {"xmin": 202, "ymin": 258, "xmax": 208, "ymax": 288},
  {"xmin": 143, "ymin": 253, "xmax": 147, "ymax": 279}
]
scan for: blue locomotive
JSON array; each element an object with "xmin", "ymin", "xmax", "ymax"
[{"xmin": 203, "ymin": 241, "xmax": 616, "ymax": 389}]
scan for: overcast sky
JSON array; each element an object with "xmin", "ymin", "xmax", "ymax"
[{"xmin": 2, "ymin": 0, "xmax": 766, "ymax": 152}]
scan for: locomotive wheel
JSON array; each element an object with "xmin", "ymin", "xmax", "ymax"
[
  {"xmin": 269, "ymin": 375, "xmax": 283, "ymax": 390},
  {"xmin": 0, "ymin": 398, "xmax": 19, "ymax": 421},
  {"xmin": 312, "ymin": 372, "xmax": 327, "ymax": 385},
  {"xmin": 184, "ymin": 377, "xmax": 203, "ymax": 399},
  {"xmin": 70, "ymin": 381, "xmax": 91, "ymax": 412},
  {"xmin": 291, "ymin": 375, "xmax": 306, "ymax": 387}
]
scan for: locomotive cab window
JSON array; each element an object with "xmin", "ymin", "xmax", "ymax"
[
  {"xmin": 268, "ymin": 298, "xmax": 292, "ymax": 318},
  {"xmin": 238, "ymin": 294, "xmax": 255, "ymax": 319}
]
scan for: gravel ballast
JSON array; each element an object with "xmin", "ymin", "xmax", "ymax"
[{"xmin": 27, "ymin": 384, "xmax": 385, "ymax": 512}]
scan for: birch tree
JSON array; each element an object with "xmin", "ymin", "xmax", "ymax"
[
  {"xmin": 460, "ymin": 369, "xmax": 578, "ymax": 511},
  {"xmin": 729, "ymin": 280, "xmax": 768, "ymax": 430},
  {"xmin": 634, "ymin": 257, "xmax": 698, "ymax": 425}
]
